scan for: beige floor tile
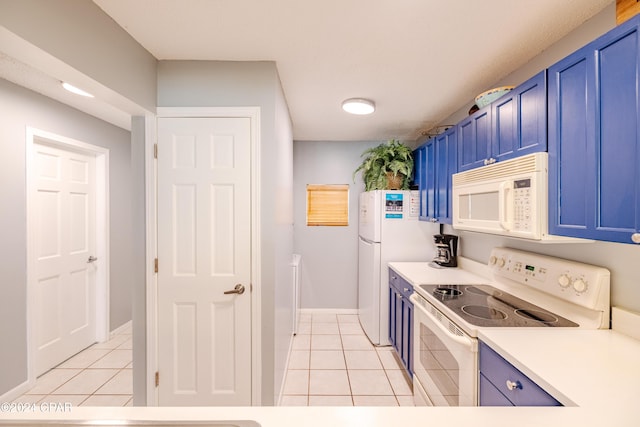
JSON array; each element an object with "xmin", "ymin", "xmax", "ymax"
[
  {"xmin": 348, "ymin": 370, "xmax": 394, "ymax": 396},
  {"xmin": 91, "ymin": 334, "xmax": 130, "ymax": 350},
  {"xmin": 299, "ymin": 313, "xmax": 312, "ymax": 323},
  {"xmin": 89, "ymin": 350, "xmax": 132, "ymax": 369},
  {"xmin": 344, "ymin": 350, "xmax": 383, "ymax": 370},
  {"xmin": 396, "ymin": 395, "xmax": 416, "ymax": 406},
  {"xmin": 308, "ymin": 395, "xmax": 353, "ymax": 406},
  {"xmin": 338, "ymin": 323, "xmax": 365, "ymax": 335},
  {"xmin": 117, "ymin": 338, "xmax": 133, "ymax": 350},
  {"xmin": 386, "ymin": 370, "xmax": 413, "ymax": 396},
  {"xmin": 57, "ymin": 349, "xmax": 112, "ymax": 369},
  {"xmin": 341, "ymin": 335, "xmax": 374, "ymax": 350},
  {"xmin": 12, "ymin": 394, "xmax": 45, "ymax": 404},
  {"xmin": 28, "ymin": 369, "xmax": 82, "ymax": 395},
  {"xmin": 288, "ymin": 350, "xmax": 310, "ymax": 369},
  {"xmin": 80, "ymin": 394, "xmax": 132, "ymax": 406},
  {"xmin": 38, "ymin": 394, "xmax": 89, "ymax": 406},
  {"xmin": 311, "ymin": 334, "xmax": 342, "ymax": 350},
  {"xmin": 52, "ymin": 369, "xmax": 119, "ymax": 395},
  {"xmin": 280, "ymin": 395, "xmax": 308, "ymax": 406},
  {"xmin": 296, "ymin": 322, "xmax": 311, "ymax": 334},
  {"xmin": 312, "ymin": 323, "xmax": 340, "ymax": 334},
  {"xmin": 337, "ymin": 314, "xmax": 359, "ymax": 324},
  {"xmin": 291, "ymin": 334, "xmax": 311, "ymax": 350},
  {"xmin": 95, "ymin": 369, "xmax": 132, "ymax": 395},
  {"xmin": 353, "ymin": 395, "xmax": 398, "ymax": 406},
  {"xmin": 308, "ymin": 370, "xmax": 351, "ymax": 395},
  {"xmin": 283, "ymin": 370, "xmax": 309, "ymax": 395},
  {"xmin": 310, "ymin": 350, "xmax": 346, "ymax": 369},
  {"xmin": 376, "ymin": 348, "xmax": 403, "ymax": 370},
  {"xmin": 312, "ymin": 313, "xmax": 338, "ymax": 323}
]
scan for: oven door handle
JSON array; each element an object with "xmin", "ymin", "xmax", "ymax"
[{"xmin": 410, "ymin": 294, "xmax": 475, "ymax": 349}]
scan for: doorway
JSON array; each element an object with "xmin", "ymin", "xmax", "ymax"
[{"xmin": 26, "ymin": 128, "xmax": 110, "ymax": 385}]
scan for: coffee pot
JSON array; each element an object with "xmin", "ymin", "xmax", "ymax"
[{"xmin": 433, "ymin": 225, "xmax": 458, "ymax": 267}]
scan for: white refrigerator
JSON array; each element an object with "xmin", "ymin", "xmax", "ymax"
[{"xmin": 358, "ymin": 190, "xmax": 435, "ymax": 346}]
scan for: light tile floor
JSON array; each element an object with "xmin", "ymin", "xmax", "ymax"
[
  {"xmin": 280, "ymin": 312, "xmax": 414, "ymax": 406},
  {"xmin": 14, "ymin": 323, "xmax": 133, "ymax": 407}
]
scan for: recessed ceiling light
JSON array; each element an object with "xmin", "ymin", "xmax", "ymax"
[
  {"xmin": 62, "ymin": 82, "xmax": 94, "ymax": 98},
  {"xmin": 342, "ymin": 98, "xmax": 375, "ymax": 115}
]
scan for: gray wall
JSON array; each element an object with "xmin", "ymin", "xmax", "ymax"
[
  {"xmin": 0, "ymin": 0, "xmax": 157, "ymax": 112},
  {"xmin": 293, "ymin": 140, "xmax": 378, "ymax": 309},
  {"xmin": 156, "ymin": 60, "xmax": 294, "ymax": 405},
  {"xmin": 0, "ymin": 78, "xmax": 134, "ymax": 396},
  {"xmin": 433, "ymin": 4, "xmax": 640, "ymax": 315}
]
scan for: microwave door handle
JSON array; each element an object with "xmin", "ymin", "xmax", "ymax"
[{"xmin": 499, "ymin": 180, "xmax": 514, "ymax": 231}]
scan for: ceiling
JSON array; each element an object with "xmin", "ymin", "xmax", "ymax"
[{"xmin": 2, "ymin": 0, "xmax": 615, "ymax": 142}]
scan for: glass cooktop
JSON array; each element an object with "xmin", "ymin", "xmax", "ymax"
[{"xmin": 419, "ymin": 284, "xmax": 579, "ymax": 328}]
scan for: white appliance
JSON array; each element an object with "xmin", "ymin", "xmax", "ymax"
[
  {"xmin": 410, "ymin": 247, "xmax": 610, "ymax": 406},
  {"xmin": 358, "ymin": 190, "xmax": 433, "ymax": 346},
  {"xmin": 453, "ymin": 152, "xmax": 559, "ymax": 241}
]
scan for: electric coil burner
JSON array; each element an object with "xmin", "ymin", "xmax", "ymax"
[{"xmin": 421, "ymin": 284, "xmax": 578, "ymax": 327}]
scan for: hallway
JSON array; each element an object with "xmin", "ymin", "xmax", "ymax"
[
  {"xmin": 13, "ymin": 323, "xmax": 132, "ymax": 407},
  {"xmin": 280, "ymin": 312, "xmax": 414, "ymax": 406}
]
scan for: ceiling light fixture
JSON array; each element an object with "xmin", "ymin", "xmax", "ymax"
[
  {"xmin": 342, "ymin": 98, "xmax": 375, "ymax": 115},
  {"xmin": 62, "ymin": 82, "xmax": 94, "ymax": 98}
]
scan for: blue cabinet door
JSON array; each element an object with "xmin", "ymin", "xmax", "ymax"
[
  {"xmin": 435, "ymin": 127, "xmax": 457, "ymax": 224},
  {"xmin": 492, "ymin": 71, "xmax": 547, "ymax": 163},
  {"xmin": 457, "ymin": 107, "xmax": 491, "ymax": 172},
  {"xmin": 549, "ymin": 16, "xmax": 640, "ymax": 243}
]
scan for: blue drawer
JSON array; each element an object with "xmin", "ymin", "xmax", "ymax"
[
  {"xmin": 479, "ymin": 341, "xmax": 561, "ymax": 406},
  {"xmin": 389, "ymin": 268, "xmax": 413, "ymax": 299}
]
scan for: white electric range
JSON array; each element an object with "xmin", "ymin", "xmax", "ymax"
[{"xmin": 403, "ymin": 247, "xmax": 610, "ymax": 407}]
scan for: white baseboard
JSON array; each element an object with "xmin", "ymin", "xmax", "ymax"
[
  {"xmin": 0, "ymin": 379, "xmax": 31, "ymax": 404},
  {"xmin": 276, "ymin": 333, "xmax": 296, "ymax": 406},
  {"xmin": 109, "ymin": 320, "xmax": 132, "ymax": 338},
  {"xmin": 299, "ymin": 308, "xmax": 358, "ymax": 315}
]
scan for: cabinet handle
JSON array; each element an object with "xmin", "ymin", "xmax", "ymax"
[
  {"xmin": 632, "ymin": 233, "xmax": 640, "ymax": 244},
  {"xmin": 403, "ymin": 287, "xmax": 409, "ymax": 293},
  {"xmin": 506, "ymin": 380, "xmax": 522, "ymax": 391}
]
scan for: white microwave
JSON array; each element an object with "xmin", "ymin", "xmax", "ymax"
[{"xmin": 452, "ymin": 152, "xmax": 553, "ymax": 241}]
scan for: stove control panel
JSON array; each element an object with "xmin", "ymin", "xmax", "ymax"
[{"xmin": 488, "ymin": 248, "xmax": 610, "ymax": 311}]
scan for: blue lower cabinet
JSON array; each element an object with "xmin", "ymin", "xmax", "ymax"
[
  {"xmin": 479, "ymin": 341, "xmax": 561, "ymax": 406},
  {"xmin": 388, "ymin": 268, "xmax": 413, "ymax": 377}
]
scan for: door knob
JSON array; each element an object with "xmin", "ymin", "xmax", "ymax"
[
  {"xmin": 87, "ymin": 256, "xmax": 98, "ymax": 263},
  {"xmin": 224, "ymin": 284, "xmax": 245, "ymax": 295}
]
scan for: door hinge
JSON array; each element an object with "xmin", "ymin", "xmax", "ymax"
[
  {"xmin": 154, "ymin": 144, "xmax": 158, "ymax": 159},
  {"xmin": 154, "ymin": 258, "xmax": 158, "ymax": 273},
  {"xmin": 155, "ymin": 371, "xmax": 159, "ymax": 387}
]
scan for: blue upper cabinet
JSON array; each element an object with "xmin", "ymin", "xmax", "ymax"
[
  {"xmin": 417, "ymin": 126, "xmax": 457, "ymax": 224},
  {"xmin": 457, "ymin": 106, "xmax": 491, "ymax": 172},
  {"xmin": 492, "ymin": 71, "xmax": 547, "ymax": 162},
  {"xmin": 548, "ymin": 15, "xmax": 640, "ymax": 244},
  {"xmin": 458, "ymin": 71, "xmax": 547, "ymax": 172}
]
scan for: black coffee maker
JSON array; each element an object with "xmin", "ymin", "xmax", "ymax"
[{"xmin": 433, "ymin": 224, "xmax": 458, "ymax": 267}]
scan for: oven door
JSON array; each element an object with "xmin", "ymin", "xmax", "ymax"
[{"xmin": 410, "ymin": 293, "xmax": 478, "ymax": 406}]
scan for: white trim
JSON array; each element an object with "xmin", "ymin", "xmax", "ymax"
[
  {"xmin": 276, "ymin": 333, "xmax": 295, "ymax": 406},
  {"xmin": 0, "ymin": 379, "xmax": 31, "ymax": 404},
  {"xmin": 300, "ymin": 308, "xmax": 359, "ymax": 315},
  {"xmin": 144, "ymin": 112, "xmax": 158, "ymax": 406},
  {"xmin": 109, "ymin": 320, "xmax": 132, "ymax": 337},
  {"xmin": 150, "ymin": 107, "xmax": 261, "ymax": 406},
  {"xmin": 25, "ymin": 127, "xmax": 110, "ymax": 388}
]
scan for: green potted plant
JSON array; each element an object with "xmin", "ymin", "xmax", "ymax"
[{"xmin": 353, "ymin": 139, "xmax": 414, "ymax": 191}]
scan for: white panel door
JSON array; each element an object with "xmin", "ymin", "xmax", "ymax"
[
  {"xmin": 157, "ymin": 117, "xmax": 252, "ymax": 406},
  {"xmin": 33, "ymin": 143, "xmax": 97, "ymax": 376}
]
